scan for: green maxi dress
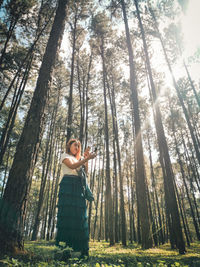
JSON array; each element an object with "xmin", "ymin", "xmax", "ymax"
[{"xmin": 56, "ymin": 154, "xmax": 89, "ymax": 253}]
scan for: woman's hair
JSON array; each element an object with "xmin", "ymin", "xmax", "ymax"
[{"xmin": 66, "ymin": 139, "xmax": 81, "ymax": 160}]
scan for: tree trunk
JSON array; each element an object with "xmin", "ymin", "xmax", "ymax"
[
  {"xmin": 0, "ymin": 6, "xmax": 54, "ymax": 111},
  {"xmin": 0, "ymin": 0, "xmax": 68, "ymax": 253},
  {"xmin": 0, "ymin": 55, "xmax": 33, "ymax": 166},
  {"xmin": 92, "ymin": 158, "xmax": 101, "ymax": 240},
  {"xmin": 98, "ymin": 147, "xmax": 105, "ymax": 241},
  {"xmin": 100, "ymin": 36, "xmax": 114, "ymax": 245},
  {"xmin": 149, "ymin": 6, "xmax": 200, "ymax": 167},
  {"xmin": 107, "ymin": 74, "xmax": 126, "ymax": 245},
  {"xmin": 135, "ymin": 0, "xmax": 185, "ymax": 253},
  {"xmin": 121, "ymin": 0, "xmax": 152, "ymax": 249},
  {"xmin": 66, "ymin": 14, "xmax": 78, "ymax": 142},
  {"xmin": 0, "ymin": 19, "xmax": 18, "ymax": 70},
  {"xmin": 183, "ymin": 60, "xmax": 200, "ymax": 108},
  {"xmin": 147, "ymin": 130, "xmax": 164, "ymax": 244}
]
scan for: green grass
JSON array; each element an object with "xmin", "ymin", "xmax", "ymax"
[{"xmin": 0, "ymin": 240, "xmax": 200, "ymax": 266}]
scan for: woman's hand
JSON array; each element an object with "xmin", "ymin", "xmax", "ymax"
[
  {"xmin": 84, "ymin": 147, "xmax": 96, "ymax": 160},
  {"xmin": 87, "ymin": 152, "xmax": 97, "ymax": 160},
  {"xmin": 84, "ymin": 146, "xmax": 90, "ymax": 158}
]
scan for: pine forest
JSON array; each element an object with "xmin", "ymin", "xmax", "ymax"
[{"xmin": 0, "ymin": 0, "xmax": 200, "ymax": 266}]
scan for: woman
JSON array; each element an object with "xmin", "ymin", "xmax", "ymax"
[{"xmin": 56, "ymin": 139, "xmax": 96, "ymax": 258}]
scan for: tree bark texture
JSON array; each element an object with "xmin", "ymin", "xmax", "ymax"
[
  {"xmin": 121, "ymin": 0, "xmax": 153, "ymax": 249},
  {"xmin": 0, "ymin": 0, "xmax": 69, "ymax": 253}
]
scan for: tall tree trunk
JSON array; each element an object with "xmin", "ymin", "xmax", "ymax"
[
  {"xmin": 100, "ymin": 36, "xmax": 114, "ymax": 245},
  {"xmin": 0, "ymin": 0, "xmax": 68, "ymax": 253},
  {"xmin": 112, "ymin": 139, "xmax": 119, "ymax": 243},
  {"xmin": 129, "ymin": 162, "xmax": 137, "ymax": 242},
  {"xmin": 107, "ymin": 74, "xmax": 126, "ymax": 245},
  {"xmin": 135, "ymin": 0, "xmax": 185, "ymax": 253},
  {"xmin": 180, "ymin": 190, "xmax": 193, "ymax": 242},
  {"xmin": 126, "ymin": 161, "xmax": 133, "ymax": 243},
  {"xmin": 92, "ymin": 158, "xmax": 101, "ymax": 240},
  {"xmin": 147, "ymin": 130, "xmax": 164, "ymax": 244},
  {"xmin": 170, "ymin": 115, "xmax": 200, "ymax": 241},
  {"xmin": 183, "ymin": 61, "xmax": 200, "ymax": 108},
  {"xmin": 31, "ymin": 105, "xmax": 57, "ymax": 241},
  {"xmin": 149, "ymin": 6, "xmax": 200, "ymax": 167},
  {"xmin": 0, "ymin": 6, "xmax": 54, "ymax": 111},
  {"xmin": 0, "ymin": 55, "xmax": 33, "ymax": 166},
  {"xmin": 66, "ymin": 13, "xmax": 78, "ymax": 142},
  {"xmin": 0, "ymin": 19, "xmax": 18, "ymax": 70},
  {"xmin": 98, "ymin": 146, "xmax": 105, "ymax": 241},
  {"xmin": 121, "ymin": 0, "xmax": 152, "ymax": 249},
  {"xmin": 88, "ymin": 157, "xmax": 96, "ymax": 234},
  {"xmin": 1, "ymin": 141, "xmax": 11, "ymax": 197}
]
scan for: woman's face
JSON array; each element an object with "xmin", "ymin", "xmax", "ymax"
[{"xmin": 69, "ymin": 141, "xmax": 79, "ymax": 156}]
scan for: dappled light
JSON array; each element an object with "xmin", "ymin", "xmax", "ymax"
[{"xmin": 0, "ymin": 0, "xmax": 200, "ymax": 265}]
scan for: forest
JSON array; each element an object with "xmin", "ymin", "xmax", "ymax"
[{"xmin": 0, "ymin": 0, "xmax": 200, "ymax": 266}]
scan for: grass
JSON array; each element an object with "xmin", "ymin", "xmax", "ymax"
[{"xmin": 0, "ymin": 240, "xmax": 200, "ymax": 266}]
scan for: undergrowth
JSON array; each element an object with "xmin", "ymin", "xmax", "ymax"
[{"xmin": 0, "ymin": 240, "xmax": 200, "ymax": 266}]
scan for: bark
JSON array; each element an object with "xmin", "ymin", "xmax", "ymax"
[
  {"xmin": 88, "ymin": 157, "xmax": 96, "ymax": 234},
  {"xmin": 78, "ymin": 51, "xmax": 93, "ymax": 146},
  {"xmin": 31, "ymin": 110, "xmax": 56, "ymax": 241},
  {"xmin": 92, "ymin": 158, "xmax": 101, "ymax": 240},
  {"xmin": 84, "ymin": 52, "xmax": 93, "ymax": 150},
  {"xmin": 112, "ymin": 139, "xmax": 119, "ymax": 243},
  {"xmin": 183, "ymin": 60, "xmax": 200, "ymax": 108},
  {"xmin": 126, "ymin": 161, "xmax": 133, "ymax": 243},
  {"xmin": 149, "ymin": 6, "xmax": 200, "ymax": 167},
  {"xmin": 129, "ymin": 163, "xmax": 137, "ymax": 242},
  {"xmin": 121, "ymin": 0, "xmax": 152, "ymax": 249},
  {"xmin": 0, "ymin": 55, "xmax": 33, "ymax": 166},
  {"xmin": 98, "ymin": 147, "xmax": 105, "ymax": 241},
  {"xmin": 181, "ymin": 191, "xmax": 193, "ymax": 242},
  {"xmin": 147, "ymin": 130, "xmax": 164, "ymax": 244},
  {"xmin": 100, "ymin": 36, "xmax": 114, "ymax": 245},
  {"xmin": 0, "ymin": 0, "xmax": 68, "ymax": 253},
  {"xmin": 135, "ymin": 0, "xmax": 185, "ymax": 253},
  {"xmin": 0, "ymin": 6, "xmax": 55, "ymax": 111},
  {"xmin": 0, "ymin": 19, "xmax": 18, "ymax": 70},
  {"xmin": 66, "ymin": 9, "xmax": 78, "ymax": 142},
  {"xmin": 107, "ymin": 74, "xmax": 126, "ymax": 245},
  {"xmin": 46, "ymin": 135, "xmax": 59, "ymax": 241}
]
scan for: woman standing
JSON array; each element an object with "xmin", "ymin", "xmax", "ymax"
[{"xmin": 56, "ymin": 139, "xmax": 96, "ymax": 258}]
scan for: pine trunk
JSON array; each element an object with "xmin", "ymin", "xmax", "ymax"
[
  {"xmin": 121, "ymin": 0, "xmax": 152, "ymax": 249},
  {"xmin": 100, "ymin": 37, "xmax": 114, "ymax": 245},
  {"xmin": 0, "ymin": 0, "xmax": 68, "ymax": 253}
]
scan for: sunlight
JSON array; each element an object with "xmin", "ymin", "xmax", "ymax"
[{"xmin": 181, "ymin": 0, "xmax": 200, "ymax": 58}]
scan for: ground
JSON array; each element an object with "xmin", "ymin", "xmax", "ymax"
[{"xmin": 0, "ymin": 240, "xmax": 200, "ymax": 266}]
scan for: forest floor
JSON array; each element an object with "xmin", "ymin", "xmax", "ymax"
[{"xmin": 0, "ymin": 240, "xmax": 200, "ymax": 266}]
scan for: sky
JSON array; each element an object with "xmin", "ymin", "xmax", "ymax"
[
  {"xmin": 181, "ymin": 0, "xmax": 200, "ymax": 58},
  {"xmin": 61, "ymin": 0, "xmax": 200, "ymax": 83},
  {"xmin": 148, "ymin": 0, "xmax": 200, "ymax": 92},
  {"xmin": 180, "ymin": 0, "xmax": 200, "ymax": 82}
]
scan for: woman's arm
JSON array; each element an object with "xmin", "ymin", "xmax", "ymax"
[{"xmin": 62, "ymin": 152, "xmax": 96, "ymax": 170}]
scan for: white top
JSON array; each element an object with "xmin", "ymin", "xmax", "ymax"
[{"xmin": 60, "ymin": 153, "xmax": 78, "ymax": 176}]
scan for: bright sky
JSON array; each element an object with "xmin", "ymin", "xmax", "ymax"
[
  {"xmin": 150, "ymin": 0, "xmax": 200, "ymax": 92},
  {"xmin": 180, "ymin": 0, "xmax": 200, "ymax": 83},
  {"xmin": 181, "ymin": 0, "xmax": 200, "ymax": 58},
  {"xmin": 60, "ymin": 0, "xmax": 200, "ymax": 89}
]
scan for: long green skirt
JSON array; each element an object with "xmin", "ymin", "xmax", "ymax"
[{"xmin": 56, "ymin": 175, "xmax": 89, "ymax": 252}]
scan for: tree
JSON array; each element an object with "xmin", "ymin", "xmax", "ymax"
[
  {"xmin": 134, "ymin": 0, "xmax": 185, "ymax": 254},
  {"xmin": 120, "ymin": 0, "xmax": 153, "ymax": 249},
  {"xmin": 0, "ymin": 0, "xmax": 69, "ymax": 253},
  {"xmin": 91, "ymin": 12, "xmax": 114, "ymax": 245},
  {"xmin": 66, "ymin": 0, "xmax": 91, "ymax": 142},
  {"xmin": 0, "ymin": 0, "xmax": 37, "ymax": 69}
]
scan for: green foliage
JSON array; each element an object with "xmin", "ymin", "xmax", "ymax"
[{"xmin": 1, "ymin": 240, "xmax": 200, "ymax": 266}]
